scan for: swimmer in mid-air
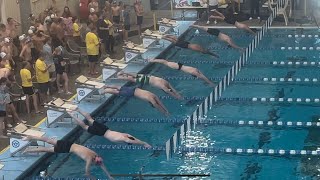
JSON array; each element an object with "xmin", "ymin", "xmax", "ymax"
[
  {"xmin": 102, "ymin": 85, "xmax": 170, "ymax": 116},
  {"xmin": 116, "ymin": 71, "xmax": 182, "ymax": 100},
  {"xmin": 162, "ymin": 34, "xmax": 220, "ymax": 58},
  {"xmin": 22, "ymin": 135, "xmax": 114, "ymax": 180},
  {"xmin": 67, "ymin": 108, "xmax": 151, "ymax": 148},
  {"xmin": 209, "ymin": 9, "xmax": 256, "ymax": 35},
  {"xmin": 191, "ymin": 25, "xmax": 244, "ymax": 51},
  {"xmin": 149, "ymin": 58, "xmax": 215, "ymax": 87}
]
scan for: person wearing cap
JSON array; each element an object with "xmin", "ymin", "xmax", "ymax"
[
  {"xmin": 22, "ymin": 135, "xmax": 114, "ymax": 180},
  {"xmin": 111, "ymin": 1, "xmax": 121, "ymax": 24},
  {"xmin": 35, "ymin": 52, "xmax": 52, "ymax": 104},
  {"xmin": 85, "ymin": 23, "xmax": 100, "ymax": 75},
  {"xmin": 28, "ymin": 14, "xmax": 36, "ymax": 26},
  {"xmin": 53, "ymin": 46, "xmax": 71, "ymax": 94},
  {"xmin": 88, "ymin": 8, "xmax": 99, "ymax": 24},
  {"xmin": 134, "ymin": 0, "xmax": 144, "ymax": 35},
  {"xmin": 50, "ymin": 14, "xmax": 64, "ymax": 48},
  {"xmin": 88, "ymin": 0, "xmax": 99, "ymax": 13},
  {"xmin": 19, "ymin": 37, "xmax": 32, "ymax": 62},
  {"xmin": 20, "ymin": 61, "xmax": 42, "ymax": 114}
]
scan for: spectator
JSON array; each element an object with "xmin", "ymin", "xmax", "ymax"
[
  {"xmin": 88, "ymin": 8, "xmax": 99, "ymax": 24},
  {"xmin": 62, "ymin": 6, "xmax": 72, "ymax": 18},
  {"xmin": 72, "ymin": 17, "xmax": 82, "ymax": 44},
  {"xmin": 20, "ymin": 61, "xmax": 41, "ymax": 114},
  {"xmin": 19, "ymin": 38, "xmax": 32, "ymax": 62},
  {"xmin": 96, "ymin": 14, "xmax": 109, "ymax": 55},
  {"xmin": 104, "ymin": 17, "xmax": 115, "ymax": 54},
  {"xmin": 0, "ymin": 24, "xmax": 9, "ymax": 40},
  {"xmin": 88, "ymin": 0, "xmax": 99, "ymax": 13},
  {"xmin": 28, "ymin": 14, "xmax": 36, "ymax": 27},
  {"xmin": 43, "ymin": 38, "xmax": 55, "ymax": 78},
  {"xmin": 111, "ymin": 1, "xmax": 121, "ymax": 24},
  {"xmin": 134, "ymin": 0, "xmax": 144, "ymax": 35},
  {"xmin": 85, "ymin": 23, "xmax": 100, "ymax": 75},
  {"xmin": 249, "ymin": 0, "xmax": 260, "ymax": 20},
  {"xmin": 35, "ymin": 52, "xmax": 51, "ymax": 104},
  {"xmin": 123, "ymin": 5, "xmax": 130, "ymax": 41},
  {"xmin": 53, "ymin": 47, "xmax": 70, "ymax": 94},
  {"xmin": 0, "ymin": 77, "xmax": 8, "ymax": 138},
  {"xmin": 207, "ymin": 0, "xmax": 218, "ymax": 24}
]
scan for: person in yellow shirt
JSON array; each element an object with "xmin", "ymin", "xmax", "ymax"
[
  {"xmin": 35, "ymin": 53, "xmax": 51, "ymax": 104},
  {"xmin": 20, "ymin": 61, "xmax": 41, "ymax": 114},
  {"xmin": 85, "ymin": 23, "xmax": 100, "ymax": 75},
  {"xmin": 72, "ymin": 16, "xmax": 82, "ymax": 44}
]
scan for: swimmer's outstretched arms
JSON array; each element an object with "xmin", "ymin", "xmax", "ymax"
[{"xmin": 67, "ymin": 108, "xmax": 152, "ymax": 148}]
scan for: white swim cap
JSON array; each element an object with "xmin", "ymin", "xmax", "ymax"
[
  {"xmin": 90, "ymin": 8, "xmax": 95, "ymax": 13},
  {"xmin": 4, "ymin": 38, "xmax": 10, "ymax": 43},
  {"xmin": 28, "ymin": 29, "xmax": 34, "ymax": 34},
  {"xmin": 29, "ymin": 26, "xmax": 35, "ymax": 31},
  {"xmin": 0, "ymin": 52, "xmax": 7, "ymax": 58},
  {"xmin": 19, "ymin": 34, "xmax": 26, "ymax": 41},
  {"xmin": 50, "ymin": 14, "xmax": 57, "ymax": 19}
]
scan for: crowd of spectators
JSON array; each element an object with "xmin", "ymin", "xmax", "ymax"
[{"xmin": 0, "ymin": 0, "xmax": 145, "ymax": 138}]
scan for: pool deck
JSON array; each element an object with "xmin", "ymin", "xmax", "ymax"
[{"xmin": 0, "ymin": 21, "xmax": 194, "ymax": 180}]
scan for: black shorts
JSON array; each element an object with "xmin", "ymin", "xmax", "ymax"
[
  {"xmin": 113, "ymin": 16, "xmax": 120, "ymax": 24},
  {"xmin": 54, "ymin": 140, "xmax": 73, "ymax": 153},
  {"xmin": 137, "ymin": 16, "xmax": 143, "ymax": 25},
  {"xmin": 0, "ymin": 111, "xmax": 6, "ymax": 117},
  {"xmin": 124, "ymin": 25, "xmax": 130, "ymax": 31},
  {"xmin": 55, "ymin": 65, "xmax": 65, "ymax": 75},
  {"xmin": 88, "ymin": 55, "xmax": 99, "ymax": 62},
  {"xmin": 176, "ymin": 40, "xmax": 190, "ymax": 48},
  {"xmin": 87, "ymin": 121, "xmax": 109, "ymax": 136},
  {"xmin": 119, "ymin": 86, "xmax": 136, "ymax": 98},
  {"xmin": 22, "ymin": 86, "xmax": 35, "ymax": 95},
  {"xmin": 207, "ymin": 28, "xmax": 220, "ymax": 37},
  {"xmin": 38, "ymin": 82, "xmax": 49, "ymax": 93}
]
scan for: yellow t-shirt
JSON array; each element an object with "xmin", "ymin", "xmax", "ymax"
[
  {"xmin": 104, "ymin": 20, "xmax": 114, "ymax": 36},
  {"xmin": 35, "ymin": 59, "xmax": 49, "ymax": 83},
  {"xmin": 20, "ymin": 68, "xmax": 32, "ymax": 87},
  {"xmin": 73, "ymin": 23, "xmax": 80, "ymax": 37},
  {"xmin": 85, "ymin": 32, "xmax": 99, "ymax": 55}
]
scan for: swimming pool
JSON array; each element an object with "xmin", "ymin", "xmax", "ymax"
[{"xmin": 27, "ymin": 28, "xmax": 320, "ymax": 179}]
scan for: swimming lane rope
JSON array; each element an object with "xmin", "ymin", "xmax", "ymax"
[
  {"xmin": 162, "ymin": 76, "xmax": 320, "ymax": 83},
  {"xmin": 175, "ymin": 60, "xmax": 320, "ymax": 66},
  {"xmin": 84, "ymin": 144, "xmax": 320, "ymax": 157},
  {"xmin": 98, "ymin": 117, "xmax": 320, "ymax": 129}
]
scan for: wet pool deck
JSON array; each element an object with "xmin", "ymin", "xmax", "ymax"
[{"xmin": 0, "ymin": 21, "xmax": 194, "ymax": 180}]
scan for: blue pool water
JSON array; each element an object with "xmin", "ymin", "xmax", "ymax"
[{"xmin": 31, "ymin": 28, "xmax": 320, "ymax": 179}]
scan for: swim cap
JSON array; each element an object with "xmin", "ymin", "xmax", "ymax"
[
  {"xmin": 4, "ymin": 38, "xmax": 9, "ymax": 43},
  {"xmin": 90, "ymin": 8, "xmax": 95, "ymax": 13},
  {"xmin": 29, "ymin": 26, "xmax": 36, "ymax": 31},
  {"xmin": 19, "ymin": 35, "xmax": 26, "ymax": 41},
  {"xmin": 28, "ymin": 29, "xmax": 34, "ymax": 34},
  {"xmin": 0, "ymin": 52, "xmax": 7, "ymax": 58}
]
